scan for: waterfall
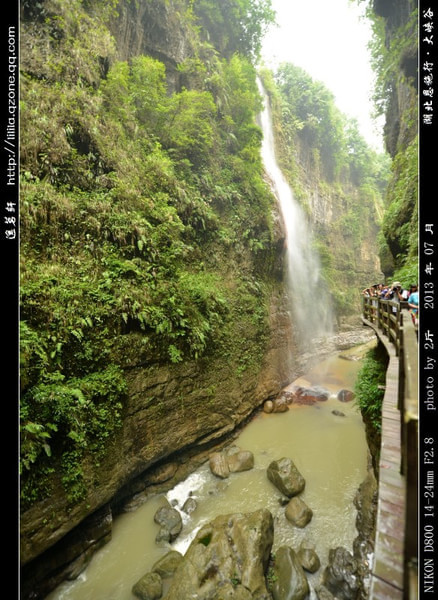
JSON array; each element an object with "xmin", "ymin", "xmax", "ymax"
[{"xmin": 257, "ymin": 78, "xmax": 334, "ymax": 349}]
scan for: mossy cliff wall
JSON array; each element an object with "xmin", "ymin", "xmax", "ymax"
[
  {"xmin": 20, "ymin": 1, "xmax": 295, "ymax": 596},
  {"xmin": 371, "ymin": 0, "xmax": 418, "ymax": 275}
]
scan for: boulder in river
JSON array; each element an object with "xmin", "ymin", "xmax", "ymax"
[
  {"xmin": 182, "ymin": 496, "xmax": 197, "ymax": 514},
  {"xmin": 267, "ymin": 457, "xmax": 305, "ymax": 497},
  {"xmin": 297, "ymin": 542, "xmax": 320, "ymax": 573},
  {"xmin": 163, "ymin": 509, "xmax": 274, "ymax": 600},
  {"xmin": 263, "ymin": 400, "xmax": 275, "ymax": 413},
  {"xmin": 132, "ymin": 571, "xmax": 162, "ymax": 600},
  {"xmin": 292, "ymin": 386, "xmax": 329, "ymax": 405},
  {"xmin": 272, "ymin": 398, "xmax": 289, "ymax": 413},
  {"xmin": 151, "ymin": 550, "xmax": 183, "ymax": 578},
  {"xmin": 209, "ymin": 446, "xmax": 255, "ymax": 479},
  {"xmin": 263, "ymin": 392, "xmax": 292, "ymax": 414},
  {"xmin": 153, "ymin": 504, "xmax": 183, "ymax": 543},
  {"xmin": 337, "ymin": 389, "xmax": 355, "ymax": 402},
  {"xmin": 209, "ymin": 451, "xmax": 230, "ymax": 479},
  {"xmin": 226, "ymin": 448, "xmax": 255, "ymax": 473},
  {"xmin": 331, "ymin": 410, "xmax": 345, "ymax": 418},
  {"xmin": 270, "ymin": 546, "xmax": 309, "ymax": 600},
  {"xmin": 285, "ymin": 497, "xmax": 313, "ymax": 528}
]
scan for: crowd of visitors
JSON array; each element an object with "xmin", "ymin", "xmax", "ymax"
[{"xmin": 362, "ymin": 281, "xmax": 419, "ymax": 325}]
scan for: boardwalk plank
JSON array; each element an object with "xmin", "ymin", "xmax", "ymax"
[
  {"xmin": 362, "ymin": 310, "xmax": 417, "ymax": 599},
  {"xmin": 369, "ymin": 577, "xmax": 403, "ymax": 600}
]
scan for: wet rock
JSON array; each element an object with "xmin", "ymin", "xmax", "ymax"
[
  {"xmin": 209, "ymin": 447, "xmax": 255, "ymax": 479},
  {"xmin": 337, "ymin": 389, "xmax": 355, "ymax": 402},
  {"xmin": 278, "ymin": 390, "xmax": 295, "ymax": 404},
  {"xmin": 263, "ymin": 400, "xmax": 274, "ymax": 413},
  {"xmin": 226, "ymin": 449, "xmax": 254, "ymax": 473},
  {"xmin": 273, "ymin": 397, "xmax": 289, "ymax": 412},
  {"xmin": 285, "ymin": 497, "xmax": 313, "ymax": 528},
  {"xmin": 322, "ymin": 547, "xmax": 360, "ymax": 600},
  {"xmin": 270, "ymin": 546, "xmax": 309, "ymax": 600},
  {"xmin": 163, "ymin": 509, "xmax": 274, "ymax": 600},
  {"xmin": 331, "ymin": 410, "xmax": 345, "ymax": 417},
  {"xmin": 209, "ymin": 452, "xmax": 230, "ymax": 479},
  {"xmin": 182, "ymin": 497, "xmax": 197, "ymax": 514},
  {"xmin": 153, "ymin": 504, "xmax": 183, "ymax": 543},
  {"xmin": 213, "ymin": 582, "xmax": 253, "ymax": 599},
  {"xmin": 151, "ymin": 550, "xmax": 183, "ymax": 578},
  {"xmin": 354, "ymin": 468, "xmax": 377, "ymax": 544},
  {"xmin": 267, "ymin": 458, "xmax": 305, "ymax": 498},
  {"xmin": 132, "ymin": 571, "xmax": 162, "ymax": 600},
  {"xmin": 297, "ymin": 542, "xmax": 321, "ymax": 573},
  {"xmin": 263, "ymin": 396, "xmax": 289, "ymax": 413},
  {"xmin": 229, "ymin": 452, "xmax": 255, "ymax": 473},
  {"xmin": 315, "ymin": 585, "xmax": 337, "ymax": 600},
  {"xmin": 352, "ymin": 468, "xmax": 377, "ymax": 587},
  {"xmin": 293, "ymin": 386, "xmax": 329, "ymax": 404}
]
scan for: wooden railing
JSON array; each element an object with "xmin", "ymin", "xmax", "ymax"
[{"xmin": 362, "ymin": 296, "xmax": 419, "ymax": 599}]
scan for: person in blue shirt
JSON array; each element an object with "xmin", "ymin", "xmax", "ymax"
[{"xmin": 407, "ymin": 284, "xmax": 419, "ymax": 324}]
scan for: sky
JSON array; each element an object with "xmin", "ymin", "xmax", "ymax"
[{"xmin": 261, "ymin": 0, "xmax": 385, "ymax": 152}]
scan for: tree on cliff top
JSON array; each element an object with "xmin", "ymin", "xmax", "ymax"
[{"xmin": 193, "ymin": 0, "xmax": 275, "ymax": 62}]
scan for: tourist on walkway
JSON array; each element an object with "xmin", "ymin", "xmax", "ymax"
[
  {"xmin": 408, "ymin": 284, "xmax": 419, "ymax": 325},
  {"xmin": 376, "ymin": 283, "xmax": 385, "ymax": 297},
  {"xmin": 385, "ymin": 281, "xmax": 404, "ymax": 314},
  {"xmin": 385, "ymin": 282, "xmax": 404, "ymax": 301}
]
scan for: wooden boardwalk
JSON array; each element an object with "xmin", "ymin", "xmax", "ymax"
[{"xmin": 362, "ymin": 303, "xmax": 418, "ymax": 600}]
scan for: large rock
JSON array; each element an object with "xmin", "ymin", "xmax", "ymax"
[
  {"xmin": 285, "ymin": 497, "xmax": 313, "ymax": 528},
  {"xmin": 164, "ymin": 509, "xmax": 274, "ymax": 600},
  {"xmin": 337, "ymin": 389, "xmax": 355, "ymax": 402},
  {"xmin": 270, "ymin": 546, "xmax": 309, "ymax": 600},
  {"xmin": 153, "ymin": 504, "xmax": 183, "ymax": 543},
  {"xmin": 315, "ymin": 585, "xmax": 337, "ymax": 600},
  {"xmin": 132, "ymin": 571, "xmax": 162, "ymax": 600},
  {"xmin": 292, "ymin": 386, "xmax": 329, "ymax": 405},
  {"xmin": 322, "ymin": 547, "xmax": 360, "ymax": 600},
  {"xmin": 297, "ymin": 543, "xmax": 320, "ymax": 573},
  {"xmin": 151, "ymin": 550, "xmax": 183, "ymax": 579},
  {"xmin": 263, "ymin": 394, "xmax": 290, "ymax": 413},
  {"xmin": 182, "ymin": 497, "xmax": 197, "ymax": 515},
  {"xmin": 267, "ymin": 458, "xmax": 305, "ymax": 497},
  {"xmin": 226, "ymin": 447, "xmax": 255, "ymax": 473},
  {"xmin": 209, "ymin": 452, "xmax": 231, "ymax": 479},
  {"xmin": 209, "ymin": 446, "xmax": 255, "ymax": 479}
]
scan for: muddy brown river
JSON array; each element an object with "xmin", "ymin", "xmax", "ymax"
[{"xmin": 48, "ymin": 342, "xmax": 374, "ymax": 600}]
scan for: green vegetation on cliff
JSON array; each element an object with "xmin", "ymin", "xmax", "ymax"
[
  {"xmin": 356, "ymin": 0, "xmax": 418, "ymax": 282},
  {"xmin": 260, "ymin": 64, "xmax": 389, "ymax": 316},
  {"xmin": 20, "ymin": 0, "xmax": 277, "ymax": 507}
]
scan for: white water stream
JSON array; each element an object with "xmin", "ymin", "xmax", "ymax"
[{"xmin": 256, "ymin": 78, "xmax": 334, "ymax": 348}]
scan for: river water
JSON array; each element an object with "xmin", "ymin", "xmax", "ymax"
[{"xmin": 48, "ymin": 344, "xmax": 372, "ymax": 600}]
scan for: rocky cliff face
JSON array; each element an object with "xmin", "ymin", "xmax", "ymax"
[
  {"xmin": 285, "ymin": 136, "xmax": 383, "ymax": 312},
  {"xmin": 372, "ymin": 0, "xmax": 418, "ymax": 272},
  {"xmin": 20, "ymin": 3, "xmax": 298, "ymax": 592},
  {"xmin": 374, "ymin": 0, "xmax": 417, "ymax": 158},
  {"xmin": 109, "ymin": 0, "xmax": 195, "ymax": 91},
  {"xmin": 21, "ymin": 281, "xmax": 296, "ymax": 598}
]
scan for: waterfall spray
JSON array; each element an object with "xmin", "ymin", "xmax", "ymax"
[{"xmin": 257, "ymin": 78, "xmax": 334, "ymax": 349}]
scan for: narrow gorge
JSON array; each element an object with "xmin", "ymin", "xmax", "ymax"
[{"xmin": 19, "ymin": 0, "xmax": 418, "ymax": 598}]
